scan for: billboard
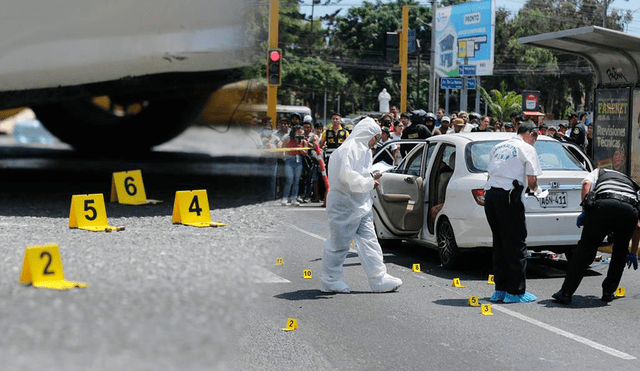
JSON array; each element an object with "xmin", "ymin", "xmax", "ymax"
[
  {"xmin": 630, "ymin": 89, "xmax": 640, "ymax": 183},
  {"xmin": 434, "ymin": 0, "xmax": 495, "ymax": 78},
  {"xmin": 593, "ymin": 88, "xmax": 630, "ymax": 174}
]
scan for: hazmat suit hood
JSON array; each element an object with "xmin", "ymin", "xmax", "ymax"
[{"xmin": 326, "ymin": 117, "xmax": 381, "ymax": 224}]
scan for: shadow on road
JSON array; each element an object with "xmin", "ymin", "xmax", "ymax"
[{"xmin": 0, "ymin": 145, "xmax": 278, "ymax": 218}]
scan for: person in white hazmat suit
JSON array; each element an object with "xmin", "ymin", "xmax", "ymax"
[{"xmin": 321, "ymin": 117, "xmax": 403, "ymax": 293}]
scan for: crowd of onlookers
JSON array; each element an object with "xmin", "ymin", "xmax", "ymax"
[{"xmin": 249, "ymin": 106, "xmax": 592, "ymax": 206}]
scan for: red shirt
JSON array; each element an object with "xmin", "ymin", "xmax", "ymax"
[{"xmin": 285, "ymin": 138, "xmax": 308, "ymax": 156}]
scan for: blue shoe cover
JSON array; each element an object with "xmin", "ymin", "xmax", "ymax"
[
  {"xmin": 503, "ymin": 291, "xmax": 537, "ymax": 303},
  {"xmin": 489, "ymin": 290, "xmax": 506, "ymax": 302}
]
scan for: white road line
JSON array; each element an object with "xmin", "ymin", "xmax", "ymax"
[
  {"xmin": 286, "ymin": 223, "xmax": 358, "ymax": 253},
  {"xmin": 286, "ymin": 223, "xmax": 327, "ymax": 242},
  {"xmin": 492, "ymin": 305, "xmax": 635, "ymax": 360},
  {"xmin": 250, "ymin": 265, "xmax": 290, "ymax": 284},
  {"xmin": 401, "ymin": 266, "xmax": 636, "ymax": 360}
]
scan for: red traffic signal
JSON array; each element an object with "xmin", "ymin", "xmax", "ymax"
[
  {"xmin": 267, "ymin": 49, "xmax": 282, "ymax": 85},
  {"xmin": 269, "ymin": 50, "xmax": 281, "ymax": 62}
]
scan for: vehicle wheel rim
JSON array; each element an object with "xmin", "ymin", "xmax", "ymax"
[{"xmin": 438, "ymin": 222, "xmax": 454, "ymax": 264}]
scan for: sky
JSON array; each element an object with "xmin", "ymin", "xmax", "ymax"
[{"xmin": 299, "ymin": 0, "xmax": 640, "ymax": 35}]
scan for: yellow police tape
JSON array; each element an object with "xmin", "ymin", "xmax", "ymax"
[{"xmin": 257, "ymin": 147, "xmax": 313, "ymax": 152}]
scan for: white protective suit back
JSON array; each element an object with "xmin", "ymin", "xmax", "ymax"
[{"xmin": 326, "ymin": 117, "xmax": 382, "ymax": 225}]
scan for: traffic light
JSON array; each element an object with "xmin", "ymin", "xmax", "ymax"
[
  {"xmin": 267, "ymin": 49, "xmax": 282, "ymax": 85},
  {"xmin": 385, "ymin": 32, "xmax": 399, "ymax": 64}
]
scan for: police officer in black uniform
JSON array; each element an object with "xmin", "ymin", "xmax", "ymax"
[
  {"xmin": 400, "ymin": 109, "xmax": 431, "ymax": 157},
  {"xmin": 553, "ymin": 168, "xmax": 640, "ymax": 304},
  {"xmin": 564, "ymin": 112, "xmax": 586, "ymax": 149}
]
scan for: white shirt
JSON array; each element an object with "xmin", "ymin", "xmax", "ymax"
[{"xmin": 484, "ymin": 135, "xmax": 542, "ymax": 197}]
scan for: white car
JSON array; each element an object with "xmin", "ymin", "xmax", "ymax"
[
  {"xmin": 372, "ymin": 132, "xmax": 593, "ymax": 268},
  {"xmin": 1, "ymin": 1, "xmax": 257, "ymax": 151}
]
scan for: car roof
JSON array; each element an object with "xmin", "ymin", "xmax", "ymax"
[{"xmin": 428, "ymin": 132, "xmax": 557, "ymax": 144}]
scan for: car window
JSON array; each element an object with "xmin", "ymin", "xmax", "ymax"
[
  {"xmin": 466, "ymin": 139, "xmax": 585, "ymax": 172},
  {"xmin": 396, "ymin": 144, "xmax": 425, "ymax": 175}
]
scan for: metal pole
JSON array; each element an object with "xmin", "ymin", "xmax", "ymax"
[
  {"xmin": 400, "ymin": 5, "xmax": 409, "ymax": 113},
  {"xmin": 267, "ymin": 0, "xmax": 279, "ymax": 127},
  {"xmin": 475, "ymin": 76, "xmax": 481, "ymax": 113},
  {"xmin": 417, "ymin": 47, "xmax": 421, "ymax": 108},
  {"xmin": 323, "ymin": 87, "xmax": 327, "ymax": 126},
  {"xmin": 429, "ymin": 0, "xmax": 437, "ymax": 112},
  {"xmin": 445, "ymin": 88, "xmax": 450, "ymax": 115}
]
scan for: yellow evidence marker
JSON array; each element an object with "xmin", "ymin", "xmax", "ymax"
[
  {"xmin": 69, "ymin": 194, "xmax": 125, "ymax": 232},
  {"xmin": 481, "ymin": 304, "xmax": 494, "ymax": 316},
  {"xmin": 468, "ymin": 296, "xmax": 480, "ymax": 307},
  {"xmin": 303, "ymin": 269, "xmax": 313, "ymax": 279},
  {"xmin": 281, "ymin": 318, "xmax": 298, "ymax": 331},
  {"xmin": 172, "ymin": 190, "xmax": 227, "ymax": 227},
  {"xmin": 452, "ymin": 278, "xmax": 465, "ymax": 288},
  {"xmin": 20, "ymin": 244, "xmax": 89, "ymax": 290},
  {"xmin": 412, "ymin": 263, "xmax": 421, "ymax": 273},
  {"xmin": 615, "ymin": 287, "xmax": 626, "ymax": 297},
  {"xmin": 110, "ymin": 170, "xmax": 162, "ymax": 205},
  {"xmin": 487, "ymin": 274, "xmax": 495, "ymax": 284},
  {"xmin": 275, "ymin": 257, "xmax": 284, "ymax": 266}
]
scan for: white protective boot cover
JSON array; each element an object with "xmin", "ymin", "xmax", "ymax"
[{"xmin": 369, "ymin": 273, "xmax": 403, "ymax": 293}]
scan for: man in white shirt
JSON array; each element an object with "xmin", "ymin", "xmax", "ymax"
[{"xmin": 483, "ymin": 122, "xmax": 543, "ymax": 303}]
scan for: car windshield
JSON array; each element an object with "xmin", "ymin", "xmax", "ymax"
[{"xmin": 466, "ymin": 139, "xmax": 585, "ymax": 172}]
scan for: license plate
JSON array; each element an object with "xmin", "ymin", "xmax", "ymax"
[{"xmin": 539, "ymin": 191, "xmax": 567, "ymax": 208}]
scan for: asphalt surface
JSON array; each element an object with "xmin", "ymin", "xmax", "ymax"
[{"xmin": 1, "ymin": 125, "xmax": 639, "ymax": 370}]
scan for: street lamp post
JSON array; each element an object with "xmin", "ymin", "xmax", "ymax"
[{"xmin": 429, "ymin": 0, "xmax": 437, "ymax": 112}]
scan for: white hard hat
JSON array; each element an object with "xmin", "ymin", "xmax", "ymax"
[{"xmin": 303, "ymin": 115, "xmax": 313, "ymax": 123}]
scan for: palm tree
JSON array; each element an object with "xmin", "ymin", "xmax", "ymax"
[{"xmin": 479, "ymin": 81, "xmax": 522, "ymax": 122}]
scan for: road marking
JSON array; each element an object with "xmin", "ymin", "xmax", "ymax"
[
  {"xmin": 286, "ymin": 223, "xmax": 358, "ymax": 253},
  {"xmin": 286, "ymin": 223, "xmax": 326, "ymax": 242},
  {"xmin": 250, "ymin": 265, "xmax": 290, "ymax": 284},
  {"xmin": 492, "ymin": 305, "xmax": 635, "ymax": 360},
  {"xmin": 404, "ymin": 266, "xmax": 636, "ymax": 360}
]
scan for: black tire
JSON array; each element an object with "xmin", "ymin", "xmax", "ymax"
[
  {"xmin": 437, "ymin": 217, "xmax": 461, "ymax": 269},
  {"xmin": 32, "ymin": 90, "xmax": 211, "ymax": 153}
]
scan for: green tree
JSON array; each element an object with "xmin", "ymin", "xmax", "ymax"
[
  {"xmin": 282, "ymin": 55, "xmax": 349, "ymax": 117},
  {"xmin": 479, "ymin": 82, "xmax": 522, "ymax": 122},
  {"xmin": 326, "ymin": 0, "xmax": 433, "ymax": 112}
]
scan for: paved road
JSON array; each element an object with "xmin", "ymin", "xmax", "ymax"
[
  {"xmin": 0, "ymin": 126, "xmax": 639, "ymax": 370},
  {"xmin": 241, "ymin": 206, "xmax": 640, "ymax": 370}
]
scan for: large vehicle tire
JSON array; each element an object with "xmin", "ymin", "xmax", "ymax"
[
  {"xmin": 32, "ymin": 90, "xmax": 211, "ymax": 153},
  {"xmin": 437, "ymin": 217, "xmax": 461, "ymax": 269}
]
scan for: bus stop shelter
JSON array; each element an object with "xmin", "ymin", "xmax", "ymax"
[{"xmin": 519, "ymin": 26, "xmax": 640, "ymax": 183}]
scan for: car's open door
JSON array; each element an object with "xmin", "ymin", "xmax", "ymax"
[{"xmin": 373, "ymin": 144, "xmax": 426, "ymax": 236}]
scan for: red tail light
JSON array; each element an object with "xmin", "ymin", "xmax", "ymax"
[{"xmin": 471, "ymin": 188, "xmax": 485, "ymax": 206}]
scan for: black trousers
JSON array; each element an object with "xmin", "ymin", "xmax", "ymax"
[
  {"xmin": 561, "ymin": 199, "xmax": 638, "ymax": 296},
  {"xmin": 484, "ymin": 187, "xmax": 528, "ymax": 295}
]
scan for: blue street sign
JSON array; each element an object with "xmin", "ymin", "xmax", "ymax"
[
  {"xmin": 408, "ymin": 29, "xmax": 416, "ymax": 54},
  {"xmin": 441, "ymin": 77, "xmax": 476, "ymax": 90},
  {"xmin": 458, "ymin": 65, "xmax": 477, "ymax": 76}
]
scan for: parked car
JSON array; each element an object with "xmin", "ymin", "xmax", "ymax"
[
  {"xmin": 372, "ymin": 132, "xmax": 594, "ymax": 268},
  {"xmin": 1, "ymin": 1, "xmax": 257, "ymax": 152}
]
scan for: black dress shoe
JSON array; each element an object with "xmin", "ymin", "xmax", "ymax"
[
  {"xmin": 552, "ymin": 290, "xmax": 572, "ymax": 304},
  {"xmin": 602, "ymin": 293, "xmax": 615, "ymax": 302}
]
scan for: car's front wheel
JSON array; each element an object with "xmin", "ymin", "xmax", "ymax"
[
  {"xmin": 437, "ymin": 217, "xmax": 461, "ymax": 269},
  {"xmin": 32, "ymin": 90, "xmax": 211, "ymax": 153}
]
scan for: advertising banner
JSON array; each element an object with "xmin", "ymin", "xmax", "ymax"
[
  {"xmin": 594, "ymin": 88, "xmax": 630, "ymax": 174},
  {"xmin": 630, "ymin": 90, "xmax": 640, "ymax": 183},
  {"xmin": 434, "ymin": 0, "xmax": 495, "ymax": 78}
]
